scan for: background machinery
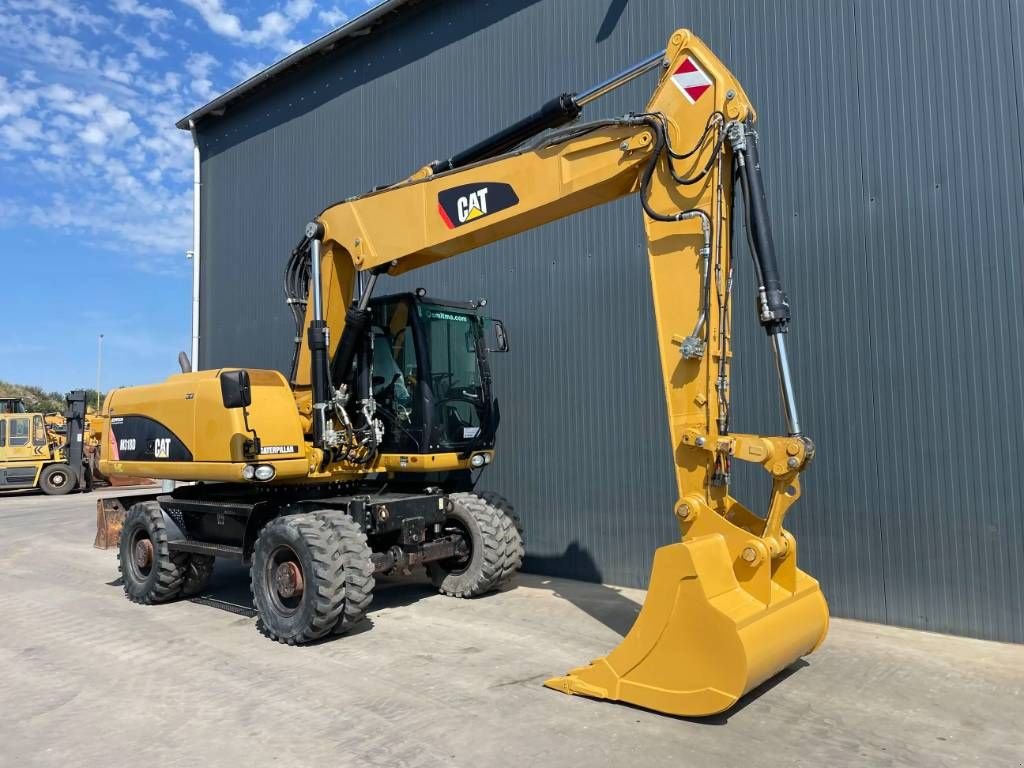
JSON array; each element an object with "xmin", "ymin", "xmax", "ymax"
[
  {"xmin": 0, "ymin": 391, "xmax": 94, "ymax": 495},
  {"xmin": 97, "ymin": 29, "xmax": 827, "ymax": 717}
]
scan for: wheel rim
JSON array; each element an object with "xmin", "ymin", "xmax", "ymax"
[
  {"xmin": 50, "ymin": 470, "xmax": 68, "ymax": 487},
  {"xmin": 265, "ymin": 544, "xmax": 305, "ymax": 616},
  {"xmin": 128, "ymin": 528, "xmax": 154, "ymax": 579}
]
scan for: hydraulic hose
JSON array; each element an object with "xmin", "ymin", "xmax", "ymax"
[{"xmin": 731, "ymin": 122, "xmax": 790, "ymax": 335}]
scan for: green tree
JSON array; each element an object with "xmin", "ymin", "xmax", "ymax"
[{"xmin": 0, "ymin": 380, "xmax": 105, "ymax": 414}]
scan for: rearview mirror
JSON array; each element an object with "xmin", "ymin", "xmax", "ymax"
[
  {"xmin": 220, "ymin": 370, "xmax": 252, "ymax": 409},
  {"xmin": 486, "ymin": 319, "xmax": 509, "ymax": 353}
]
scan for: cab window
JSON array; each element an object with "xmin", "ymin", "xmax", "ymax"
[
  {"xmin": 33, "ymin": 415, "xmax": 46, "ymax": 446},
  {"xmin": 8, "ymin": 417, "xmax": 30, "ymax": 447},
  {"xmin": 0, "ymin": 419, "xmax": 6, "ymax": 447}
]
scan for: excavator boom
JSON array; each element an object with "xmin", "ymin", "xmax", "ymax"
[{"xmin": 295, "ymin": 29, "xmax": 828, "ymax": 716}]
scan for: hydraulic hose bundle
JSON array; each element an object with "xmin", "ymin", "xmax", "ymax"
[{"xmin": 283, "ymin": 235, "xmax": 381, "ymax": 466}]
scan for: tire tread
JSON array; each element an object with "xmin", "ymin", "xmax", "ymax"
[{"xmin": 118, "ymin": 501, "xmax": 188, "ymax": 605}]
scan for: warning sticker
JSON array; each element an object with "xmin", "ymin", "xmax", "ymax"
[{"xmin": 671, "ymin": 56, "xmax": 713, "ymax": 104}]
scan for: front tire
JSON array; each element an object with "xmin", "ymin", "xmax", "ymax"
[
  {"xmin": 477, "ymin": 491, "xmax": 524, "ymax": 586},
  {"xmin": 118, "ymin": 501, "xmax": 189, "ymax": 604},
  {"xmin": 250, "ymin": 513, "xmax": 358, "ymax": 645},
  {"xmin": 39, "ymin": 463, "xmax": 76, "ymax": 495},
  {"xmin": 314, "ymin": 512, "xmax": 375, "ymax": 635}
]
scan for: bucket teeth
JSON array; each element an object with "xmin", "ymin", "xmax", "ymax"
[{"xmin": 543, "ymin": 674, "xmax": 608, "ymax": 700}]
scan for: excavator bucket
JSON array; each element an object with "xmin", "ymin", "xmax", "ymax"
[
  {"xmin": 94, "ymin": 497, "xmax": 127, "ymax": 549},
  {"xmin": 545, "ymin": 534, "xmax": 828, "ymax": 717}
]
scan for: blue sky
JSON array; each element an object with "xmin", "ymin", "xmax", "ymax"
[{"xmin": 0, "ymin": 0, "xmax": 381, "ymax": 393}]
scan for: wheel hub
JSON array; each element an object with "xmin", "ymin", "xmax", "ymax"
[
  {"xmin": 274, "ymin": 561, "xmax": 304, "ymax": 599},
  {"xmin": 133, "ymin": 538, "xmax": 153, "ymax": 569}
]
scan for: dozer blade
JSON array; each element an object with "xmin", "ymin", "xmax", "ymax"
[
  {"xmin": 93, "ymin": 498, "xmax": 127, "ymax": 549},
  {"xmin": 544, "ymin": 534, "xmax": 828, "ymax": 717}
]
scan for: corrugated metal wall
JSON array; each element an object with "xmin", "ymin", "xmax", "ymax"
[{"xmin": 196, "ymin": 0, "xmax": 1024, "ymax": 643}]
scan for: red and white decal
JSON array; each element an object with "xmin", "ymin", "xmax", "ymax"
[{"xmin": 671, "ymin": 56, "xmax": 712, "ymax": 104}]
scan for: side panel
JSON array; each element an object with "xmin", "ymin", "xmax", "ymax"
[
  {"xmin": 105, "ymin": 375, "xmax": 198, "ymax": 458},
  {"xmin": 193, "ymin": 369, "xmax": 306, "ymax": 463},
  {"xmin": 0, "ymin": 465, "xmax": 41, "ymax": 487},
  {"xmin": 100, "ymin": 369, "xmax": 309, "ymax": 481}
]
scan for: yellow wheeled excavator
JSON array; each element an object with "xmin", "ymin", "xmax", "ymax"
[{"xmin": 98, "ymin": 28, "xmax": 827, "ymax": 717}]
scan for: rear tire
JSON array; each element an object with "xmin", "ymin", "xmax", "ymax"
[
  {"xmin": 39, "ymin": 463, "xmax": 76, "ymax": 496},
  {"xmin": 428, "ymin": 493, "xmax": 506, "ymax": 598},
  {"xmin": 118, "ymin": 501, "xmax": 189, "ymax": 604},
  {"xmin": 182, "ymin": 555, "xmax": 215, "ymax": 597},
  {"xmin": 250, "ymin": 513, "xmax": 352, "ymax": 645}
]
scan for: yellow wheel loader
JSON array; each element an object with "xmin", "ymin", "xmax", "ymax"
[
  {"xmin": 98, "ymin": 29, "xmax": 827, "ymax": 717},
  {"xmin": 0, "ymin": 392, "xmax": 94, "ymax": 495}
]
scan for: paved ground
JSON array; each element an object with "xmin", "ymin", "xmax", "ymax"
[{"xmin": 0, "ymin": 489, "xmax": 1021, "ymax": 768}]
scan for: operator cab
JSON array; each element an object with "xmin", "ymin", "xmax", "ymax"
[
  {"xmin": 363, "ymin": 291, "xmax": 507, "ymax": 456},
  {"xmin": 0, "ymin": 398, "xmax": 27, "ymax": 414}
]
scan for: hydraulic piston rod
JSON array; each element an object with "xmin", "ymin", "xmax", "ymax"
[
  {"xmin": 430, "ymin": 49, "xmax": 666, "ymax": 174},
  {"xmin": 770, "ymin": 333, "xmax": 801, "ymax": 436},
  {"xmin": 574, "ymin": 49, "xmax": 666, "ymax": 106},
  {"xmin": 729, "ymin": 123, "xmax": 803, "ymax": 436},
  {"xmin": 305, "ymin": 221, "xmax": 330, "ymax": 446}
]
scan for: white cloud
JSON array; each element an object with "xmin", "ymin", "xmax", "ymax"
[
  {"xmin": 0, "ymin": 117, "xmax": 43, "ymax": 151},
  {"xmin": 110, "ymin": 0, "xmax": 174, "ymax": 24},
  {"xmin": 7, "ymin": 0, "xmax": 105, "ymax": 32},
  {"xmin": 0, "ymin": 0, "xmax": 375, "ymax": 278},
  {"xmin": 181, "ymin": 0, "xmax": 313, "ymax": 53},
  {"xmin": 185, "ymin": 51, "xmax": 219, "ymax": 100},
  {"xmin": 0, "ymin": 59, "xmax": 188, "ymax": 268},
  {"xmin": 318, "ymin": 6, "xmax": 348, "ymax": 27},
  {"xmin": 0, "ymin": 16, "xmax": 104, "ymax": 80},
  {"xmin": 115, "ymin": 26, "xmax": 166, "ymax": 60},
  {"xmin": 230, "ymin": 59, "xmax": 266, "ymax": 82},
  {"xmin": 102, "ymin": 53, "xmax": 142, "ymax": 85},
  {"xmin": 80, "ymin": 124, "xmax": 107, "ymax": 146},
  {"xmin": 0, "ymin": 78, "xmax": 40, "ymax": 120}
]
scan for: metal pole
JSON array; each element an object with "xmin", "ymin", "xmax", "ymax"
[
  {"xmin": 574, "ymin": 49, "xmax": 665, "ymax": 106},
  {"xmin": 188, "ymin": 120, "xmax": 202, "ymax": 369},
  {"xmin": 96, "ymin": 334, "xmax": 104, "ymax": 411},
  {"xmin": 769, "ymin": 333, "xmax": 801, "ymax": 436}
]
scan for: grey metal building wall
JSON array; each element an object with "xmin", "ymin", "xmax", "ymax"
[{"xmin": 195, "ymin": 0, "xmax": 1024, "ymax": 643}]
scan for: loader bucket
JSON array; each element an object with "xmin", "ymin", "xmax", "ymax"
[
  {"xmin": 544, "ymin": 534, "xmax": 828, "ymax": 717},
  {"xmin": 93, "ymin": 497, "xmax": 127, "ymax": 549}
]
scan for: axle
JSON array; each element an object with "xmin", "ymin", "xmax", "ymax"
[{"xmin": 370, "ymin": 535, "xmax": 468, "ymax": 576}]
